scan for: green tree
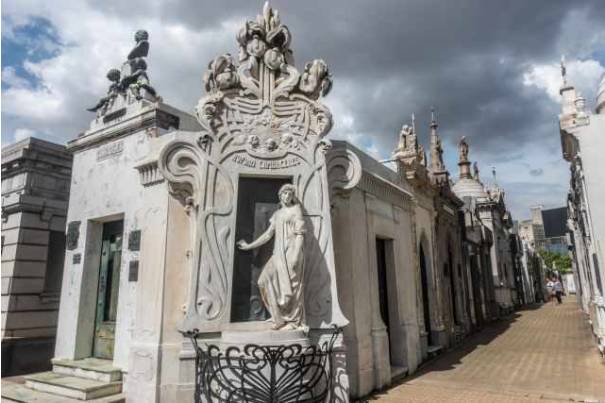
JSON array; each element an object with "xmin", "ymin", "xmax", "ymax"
[{"xmin": 538, "ymin": 250, "xmax": 572, "ymax": 273}]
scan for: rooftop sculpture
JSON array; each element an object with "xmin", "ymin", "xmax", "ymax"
[{"xmin": 87, "ymin": 30, "xmax": 159, "ymax": 118}]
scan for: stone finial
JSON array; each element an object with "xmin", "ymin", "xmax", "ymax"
[
  {"xmin": 560, "ymin": 55, "xmax": 567, "ymax": 87},
  {"xmin": 411, "ymin": 113, "xmax": 416, "ymax": 134},
  {"xmin": 458, "ymin": 136, "xmax": 469, "ymax": 163},
  {"xmin": 429, "ymin": 107, "xmax": 445, "ymax": 172},
  {"xmin": 458, "ymin": 136, "xmax": 472, "ymax": 179},
  {"xmin": 473, "ymin": 162, "xmax": 480, "ymax": 180}
]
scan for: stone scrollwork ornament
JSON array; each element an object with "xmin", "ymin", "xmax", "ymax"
[
  {"xmin": 194, "ymin": 1, "xmax": 333, "ymax": 159},
  {"xmin": 159, "ymin": 2, "xmax": 347, "ymax": 332}
]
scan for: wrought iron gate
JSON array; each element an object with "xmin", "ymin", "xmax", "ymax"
[{"xmin": 184, "ymin": 327, "xmax": 342, "ymax": 403}]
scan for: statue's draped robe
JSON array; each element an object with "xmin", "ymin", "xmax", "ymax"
[{"xmin": 258, "ymin": 204, "xmax": 306, "ymax": 327}]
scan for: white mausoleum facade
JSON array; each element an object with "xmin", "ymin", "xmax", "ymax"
[{"xmin": 1, "ymin": 4, "xmax": 527, "ymax": 402}]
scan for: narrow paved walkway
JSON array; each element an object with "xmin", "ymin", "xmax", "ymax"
[{"xmin": 368, "ymin": 297, "xmax": 605, "ymax": 402}]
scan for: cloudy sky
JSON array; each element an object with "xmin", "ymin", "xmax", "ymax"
[{"xmin": 2, "ymin": 0, "xmax": 604, "ymax": 219}]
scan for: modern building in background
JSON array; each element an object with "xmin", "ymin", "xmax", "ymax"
[
  {"xmin": 518, "ymin": 205, "xmax": 568, "ymax": 255},
  {"xmin": 1, "ymin": 138, "xmax": 72, "ymax": 376},
  {"xmin": 559, "ymin": 60, "xmax": 605, "ymax": 356}
]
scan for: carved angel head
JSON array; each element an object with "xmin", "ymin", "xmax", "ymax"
[
  {"xmin": 299, "ymin": 59, "xmax": 332, "ymax": 99},
  {"xmin": 204, "ymin": 54, "xmax": 238, "ymax": 92}
]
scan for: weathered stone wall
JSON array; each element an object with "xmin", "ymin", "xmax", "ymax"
[
  {"xmin": 53, "ymin": 100, "xmax": 200, "ymax": 402},
  {"xmin": 330, "ymin": 141, "xmax": 421, "ymax": 398},
  {"xmin": 1, "ymin": 137, "xmax": 72, "ymax": 375}
]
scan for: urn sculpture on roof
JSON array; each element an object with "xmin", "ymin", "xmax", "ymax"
[{"xmin": 158, "ymin": 2, "xmax": 350, "ymax": 333}]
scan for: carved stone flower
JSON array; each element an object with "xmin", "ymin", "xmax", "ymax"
[
  {"xmin": 201, "ymin": 102, "xmax": 217, "ymax": 121},
  {"xmin": 263, "ymin": 48, "xmax": 284, "ymax": 71},
  {"xmin": 265, "ymin": 138, "xmax": 278, "ymax": 151},
  {"xmin": 248, "ymin": 135, "xmax": 260, "ymax": 148},
  {"xmin": 266, "ymin": 25, "xmax": 291, "ymax": 51},
  {"xmin": 280, "ymin": 133, "xmax": 295, "ymax": 149},
  {"xmin": 247, "ymin": 35, "xmax": 267, "ymax": 59}
]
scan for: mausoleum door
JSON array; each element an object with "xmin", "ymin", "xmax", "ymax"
[
  {"xmin": 93, "ymin": 220, "xmax": 123, "ymax": 359},
  {"xmin": 419, "ymin": 244, "xmax": 433, "ymax": 344},
  {"xmin": 375, "ymin": 238, "xmax": 393, "ymax": 364}
]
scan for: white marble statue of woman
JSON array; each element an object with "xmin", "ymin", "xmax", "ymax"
[{"xmin": 236, "ymin": 184, "xmax": 306, "ymax": 330}]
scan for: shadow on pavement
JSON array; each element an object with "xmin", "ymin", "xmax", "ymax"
[{"xmin": 363, "ymin": 303, "xmax": 545, "ymax": 401}]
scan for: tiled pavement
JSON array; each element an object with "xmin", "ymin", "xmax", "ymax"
[{"xmin": 366, "ymin": 297, "xmax": 605, "ymax": 402}]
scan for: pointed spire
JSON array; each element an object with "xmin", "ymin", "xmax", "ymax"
[
  {"xmin": 429, "ymin": 107, "xmax": 444, "ymax": 172},
  {"xmin": 429, "ymin": 107, "xmax": 448, "ymax": 186},
  {"xmin": 430, "ymin": 106, "xmax": 437, "ymax": 129},
  {"xmin": 560, "ymin": 55, "xmax": 567, "ymax": 87},
  {"xmin": 411, "ymin": 113, "xmax": 416, "ymax": 134}
]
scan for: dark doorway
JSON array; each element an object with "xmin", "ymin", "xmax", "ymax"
[
  {"xmin": 419, "ymin": 243, "xmax": 433, "ymax": 345},
  {"xmin": 93, "ymin": 220, "xmax": 123, "ymax": 359},
  {"xmin": 447, "ymin": 247, "xmax": 460, "ymax": 325},
  {"xmin": 375, "ymin": 238, "xmax": 393, "ymax": 364},
  {"xmin": 470, "ymin": 255, "xmax": 485, "ymax": 326},
  {"xmin": 231, "ymin": 176, "xmax": 291, "ymax": 322}
]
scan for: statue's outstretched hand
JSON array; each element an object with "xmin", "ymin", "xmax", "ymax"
[{"xmin": 237, "ymin": 240, "xmax": 250, "ymax": 250}]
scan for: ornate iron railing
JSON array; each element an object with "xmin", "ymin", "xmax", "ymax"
[{"xmin": 184, "ymin": 327, "xmax": 342, "ymax": 403}]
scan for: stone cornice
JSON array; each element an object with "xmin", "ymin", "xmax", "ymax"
[
  {"xmin": 358, "ymin": 170, "xmax": 414, "ymax": 211},
  {"xmin": 67, "ymin": 103, "xmax": 181, "ymax": 153}
]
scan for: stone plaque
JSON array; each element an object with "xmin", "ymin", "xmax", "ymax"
[
  {"xmin": 103, "ymin": 107, "xmax": 127, "ymax": 123},
  {"xmin": 73, "ymin": 253, "xmax": 82, "ymax": 264},
  {"xmin": 96, "ymin": 141, "xmax": 124, "ymax": 161},
  {"xmin": 128, "ymin": 230, "xmax": 141, "ymax": 251},
  {"xmin": 66, "ymin": 221, "xmax": 81, "ymax": 250},
  {"xmin": 129, "ymin": 260, "xmax": 139, "ymax": 282}
]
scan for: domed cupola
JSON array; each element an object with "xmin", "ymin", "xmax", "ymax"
[{"xmin": 452, "ymin": 137, "xmax": 488, "ymax": 199}]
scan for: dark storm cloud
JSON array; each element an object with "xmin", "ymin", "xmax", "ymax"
[
  {"xmin": 15, "ymin": 0, "xmax": 605, "ymax": 154},
  {"xmin": 4, "ymin": 0, "xmax": 604, "ymax": 217},
  {"xmin": 102, "ymin": 0, "xmax": 603, "ymax": 155}
]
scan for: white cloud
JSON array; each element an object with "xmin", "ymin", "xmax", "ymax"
[
  {"xmin": 1, "ymin": 0, "xmax": 239, "ymax": 143},
  {"xmin": 523, "ymin": 58, "xmax": 604, "ymax": 104},
  {"xmin": 1, "ymin": 66, "xmax": 30, "ymax": 88},
  {"xmin": 14, "ymin": 128, "xmax": 35, "ymax": 142}
]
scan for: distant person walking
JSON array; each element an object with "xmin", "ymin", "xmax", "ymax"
[
  {"xmin": 546, "ymin": 278, "xmax": 555, "ymax": 304},
  {"xmin": 553, "ymin": 278, "xmax": 564, "ymax": 304}
]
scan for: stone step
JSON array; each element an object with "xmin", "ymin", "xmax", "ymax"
[
  {"xmin": 390, "ymin": 365, "xmax": 408, "ymax": 380},
  {"xmin": 2, "ymin": 380, "xmax": 125, "ymax": 403},
  {"xmin": 427, "ymin": 344, "xmax": 443, "ymax": 357},
  {"xmin": 51, "ymin": 358, "xmax": 122, "ymax": 382},
  {"xmin": 23, "ymin": 372, "xmax": 122, "ymax": 401}
]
